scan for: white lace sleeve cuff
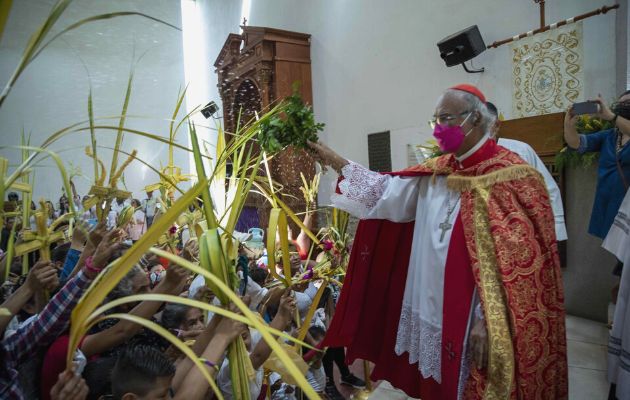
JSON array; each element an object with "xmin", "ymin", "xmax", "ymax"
[{"xmin": 330, "ymin": 162, "xmax": 389, "ymax": 219}]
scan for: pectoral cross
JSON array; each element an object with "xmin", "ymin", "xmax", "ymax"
[{"xmin": 439, "ymin": 221, "xmax": 453, "ymax": 242}]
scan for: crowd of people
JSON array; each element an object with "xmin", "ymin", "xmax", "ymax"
[{"xmin": 0, "ymin": 181, "xmax": 366, "ymax": 399}]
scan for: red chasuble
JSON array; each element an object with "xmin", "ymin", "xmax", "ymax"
[{"xmin": 323, "ymin": 139, "xmax": 568, "ymax": 400}]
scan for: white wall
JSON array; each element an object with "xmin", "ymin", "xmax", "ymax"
[
  {"xmin": 179, "ymin": 0, "xmax": 242, "ymax": 175},
  {"xmin": 239, "ymin": 0, "xmax": 617, "ymax": 202},
  {"xmin": 0, "ymin": 0, "xmax": 187, "ymax": 204}
]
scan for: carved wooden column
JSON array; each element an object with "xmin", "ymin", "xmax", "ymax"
[{"xmin": 214, "ymin": 26, "xmax": 316, "ymax": 233}]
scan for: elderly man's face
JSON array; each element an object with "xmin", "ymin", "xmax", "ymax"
[
  {"xmin": 434, "ymin": 92, "xmax": 471, "ymax": 128},
  {"xmin": 433, "ymin": 92, "xmax": 483, "ymax": 155}
]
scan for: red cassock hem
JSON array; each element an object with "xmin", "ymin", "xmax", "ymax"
[{"xmin": 323, "ymin": 216, "xmax": 474, "ymax": 399}]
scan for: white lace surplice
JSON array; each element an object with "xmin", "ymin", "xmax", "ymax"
[{"xmin": 331, "ymin": 162, "xmax": 461, "ymax": 383}]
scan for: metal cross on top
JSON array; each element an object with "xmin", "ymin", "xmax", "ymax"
[
  {"xmin": 534, "ymin": 0, "xmax": 546, "ymax": 29},
  {"xmin": 14, "ymin": 200, "xmax": 71, "ymax": 261}
]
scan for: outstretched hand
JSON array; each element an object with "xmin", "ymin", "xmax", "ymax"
[
  {"xmin": 591, "ymin": 94, "xmax": 616, "ymax": 121},
  {"xmin": 50, "ymin": 370, "xmax": 88, "ymax": 400},
  {"xmin": 90, "ymin": 229, "xmax": 124, "ymax": 275},
  {"xmin": 27, "ymin": 260, "xmax": 59, "ymax": 292},
  {"xmin": 307, "ymin": 141, "xmax": 349, "ymax": 174}
]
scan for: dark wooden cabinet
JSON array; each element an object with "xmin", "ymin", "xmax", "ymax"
[{"xmin": 214, "ymin": 26, "xmax": 316, "ymax": 231}]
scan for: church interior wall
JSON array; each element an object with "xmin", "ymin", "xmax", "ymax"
[{"xmin": 0, "ymin": 0, "xmax": 188, "ymax": 201}]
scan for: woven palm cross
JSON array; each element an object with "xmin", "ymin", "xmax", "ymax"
[
  {"xmin": 14, "ymin": 201, "xmax": 71, "ymax": 261},
  {"xmin": 0, "ymin": 157, "xmax": 32, "ymax": 225},
  {"xmin": 83, "ymin": 147, "xmax": 134, "ymax": 221}
]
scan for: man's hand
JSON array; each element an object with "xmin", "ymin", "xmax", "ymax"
[
  {"xmin": 90, "ymin": 229, "xmax": 124, "ymax": 273},
  {"xmin": 193, "ymin": 285, "xmax": 216, "ymax": 304},
  {"xmin": 87, "ymin": 221, "xmax": 107, "ymax": 249},
  {"xmin": 214, "ymin": 304, "xmax": 248, "ymax": 342},
  {"xmin": 182, "ymin": 239, "xmax": 199, "ymax": 262},
  {"xmin": 71, "ymin": 220, "xmax": 89, "ymax": 251},
  {"xmin": 592, "ymin": 94, "xmax": 616, "ymax": 121},
  {"xmin": 469, "ymin": 319, "xmax": 488, "ymax": 370},
  {"xmin": 564, "ymin": 106, "xmax": 578, "ymax": 131},
  {"xmin": 26, "ymin": 260, "xmax": 59, "ymax": 292},
  {"xmin": 307, "ymin": 141, "xmax": 349, "ymax": 173},
  {"xmin": 50, "ymin": 370, "xmax": 88, "ymax": 400},
  {"xmin": 162, "ymin": 264, "xmax": 189, "ymax": 292},
  {"xmin": 275, "ymin": 289, "xmax": 297, "ymax": 327}
]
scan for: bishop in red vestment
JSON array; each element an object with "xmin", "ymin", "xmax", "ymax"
[{"xmin": 310, "ymin": 85, "xmax": 568, "ymax": 400}]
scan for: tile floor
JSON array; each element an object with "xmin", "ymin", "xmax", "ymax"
[{"xmin": 333, "ymin": 315, "xmax": 610, "ymax": 399}]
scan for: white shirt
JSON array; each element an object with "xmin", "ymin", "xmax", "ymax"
[
  {"xmin": 242, "ymin": 278, "xmax": 269, "ymax": 312},
  {"xmin": 110, "ymin": 200, "xmax": 128, "ymax": 215},
  {"xmin": 142, "ymin": 196, "xmax": 158, "ymax": 217},
  {"xmin": 603, "ymin": 190, "xmax": 630, "ymax": 399},
  {"xmin": 306, "ymin": 365, "xmax": 326, "ymax": 392},
  {"xmin": 217, "ymin": 359, "xmax": 264, "ymax": 400},
  {"xmin": 498, "ymin": 138, "xmax": 568, "ymax": 241}
]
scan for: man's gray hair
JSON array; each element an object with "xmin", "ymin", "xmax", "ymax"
[
  {"xmin": 443, "ymin": 89, "xmax": 496, "ymax": 135},
  {"xmin": 106, "ymin": 265, "xmax": 144, "ymax": 302}
]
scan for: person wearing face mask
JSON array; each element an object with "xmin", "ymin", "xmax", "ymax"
[
  {"xmin": 309, "ymin": 84, "xmax": 567, "ymax": 400},
  {"xmin": 564, "ymin": 91, "xmax": 630, "ymax": 242},
  {"xmin": 486, "ymin": 102, "xmax": 567, "ymax": 241}
]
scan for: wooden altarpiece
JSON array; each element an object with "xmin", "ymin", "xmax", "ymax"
[{"xmin": 214, "ymin": 26, "xmax": 316, "ymax": 231}]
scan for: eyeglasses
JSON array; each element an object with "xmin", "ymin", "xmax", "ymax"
[{"xmin": 428, "ymin": 111, "xmax": 471, "ymax": 129}]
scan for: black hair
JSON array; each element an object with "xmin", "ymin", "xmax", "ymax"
[
  {"xmin": 317, "ymin": 286, "xmax": 331, "ymax": 309},
  {"xmin": 250, "ymin": 267, "xmax": 268, "ymax": 286},
  {"xmin": 7, "ymin": 192, "xmax": 18, "ymax": 202},
  {"xmin": 110, "ymin": 345, "xmax": 175, "ymax": 399},
  {"xmin": 308, "ymin": 325, "xmax": 326, "ymax": 341},
  {"xmin": 160, "ymin": 303, "xmax": 189, "ymax": 330},
  {"xmin": 51, "ymin": 242, "xmax": 71, "ymax": 265},
  {"xmin": 485, "ymin": 101, "xmax": 498, "ymax": 118},
  {"xmin": 83, "ymin": 357, "xmax": 116, "ymax": 400}
]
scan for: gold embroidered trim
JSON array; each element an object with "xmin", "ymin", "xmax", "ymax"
[
  {"xmin": 472, "ymin": 187, "xmax": 515, "ymax": 399},
  {"xmin": 447, "ymin": 164, "xmax": 542, "ymax": 192}
]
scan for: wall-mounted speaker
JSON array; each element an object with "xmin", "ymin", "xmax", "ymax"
[{"xmin": 437, "ymin": 25, "xmax": 486, "ymax": 67}]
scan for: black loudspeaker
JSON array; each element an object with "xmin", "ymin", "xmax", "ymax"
[
  {"xmin": 201, "ymin": 101, "xmax": 219, "ymax": 119},
  {"xmin": 437, "ymin": 25, "xmax": 486, "ymax": 67}
]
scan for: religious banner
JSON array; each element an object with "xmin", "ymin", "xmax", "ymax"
[{"xmin": 511, "ymin": 22, "xmax": 584, "ymax": 117}]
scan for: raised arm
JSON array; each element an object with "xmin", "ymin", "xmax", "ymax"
[
  {"xmin": 308, "ymin": 141, "xmax": 419, "ymax": 221},
  {"xmin": 172, "ymin": 310, "xmax": 247, "ymax": 400},
  {"xmin": 2, "ymin": 229, "xmax": 122, "ymax": 364},
  {"xmin": 563, "ymin": 107, "xmax": 580, "ymax": 150},
  {"xmin": 79, "ymin": 264, "xmax": 188, "ymax": 357},
  {"xmin": 594, "ymin": 94, "xmax": 630, "ymax": 138},
  {"xmin": 0, "ymin": 260, "xmax": 58, "ymax": 335},
  {"xmin": 249, "ymin": 289, "xmax": 295, "ymax": 370}
]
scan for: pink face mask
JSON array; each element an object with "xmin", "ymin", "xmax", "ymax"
[{"xmin": 432, "ymin": 112, "xmax": 473, "ymax": 153}]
